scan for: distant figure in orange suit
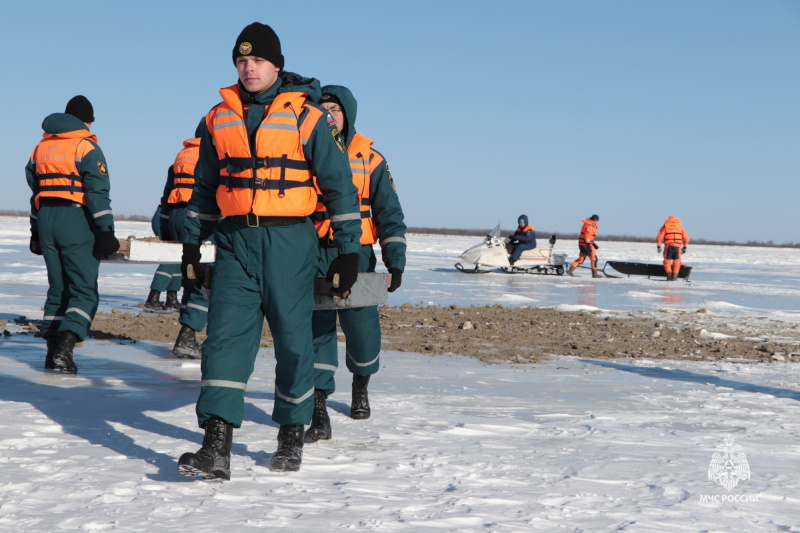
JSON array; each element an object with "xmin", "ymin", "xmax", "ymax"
[
  {"xmin": 656, "ymin": 215, "xmax": 689, "ymax": 281},
  {"xmin": 567, "ymin": 214, "xmax": 600, "ymax": 278}
]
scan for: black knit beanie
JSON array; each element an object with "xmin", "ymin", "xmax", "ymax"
[
  {"xmin": 319, "ymin": 93, "xmax": 343, "ymax": 109},
  {"xmin": 65, "ymin": 95, "xmax": 94, "ymax": 123},
  {"xmin": 232, "ymin": 23, "xmax": 284, "ymax": 69}
]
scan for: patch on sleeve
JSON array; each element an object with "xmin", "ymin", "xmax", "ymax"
[
  {"xmin": 331, "ymin": 127, "xmax": 345, "ymax": 153},
  {"xmin": 388, "ymin": 171, "xmax": 397, "ymax": 192},
  {"xmin": 97, "ymin": 161, "xmax": 108, "ymax": 176},
  {"xmin": 326, "ymin": 113, "xmax": 334, "ymax": 126}
]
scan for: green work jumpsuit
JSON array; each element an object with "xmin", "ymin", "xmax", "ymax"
[
  {"xmin": 26, "ymin": 113, "xmax": 115, "ymax": 341},
  {"xmin": 312, "ymin": 85, "xmax": 407, "ymax": 395},
  {"xmin": 184, "ymin": 73, "xmax": 361, "ymax": 428}
]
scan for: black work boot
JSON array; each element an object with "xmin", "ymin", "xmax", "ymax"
[
  {"xmin": 178, "ymin": 416, "xmax": 233, "ymax": 480},
  {"xmin": 44, "ymin": 336, "xmax": 59, "ymax": 370},
  {"xmin": 270, "ymin": 425, "xmax": 304, "ymax": 472},
  {"xmin": 172, "ymin": 324, "xmax": 201, "ymax": 359},
  {"xmin": 304, "ymin": 390, "xmax": 332, "ymax": 442},
  {"xmin": 164, "ymin": 291, "xmax": 180, "ymax": 311},
  {"xmin": 143, "ymin": 289, "xmax": 162, "ymax": 311},
  {"xmin": 52, "ymin": 331, "xmax": 78, "ymax": 374},
  {"xmin": 351, "ymin": 374, "xmax": 371, "ymax": 420}
]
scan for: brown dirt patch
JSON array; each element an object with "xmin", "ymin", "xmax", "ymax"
[
  {"xmin": 379, "ymin": 305, "xmax": 800, "ymax": 364},
  {"xmin": 78, "ymin": 305, "xmax": 800, "ymax": 365}
]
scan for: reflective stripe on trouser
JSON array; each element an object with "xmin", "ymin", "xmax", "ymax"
[
  {"xmin": 179, "ymin": 280, "xmax": 208, "ymax": 332},
  {"xmin": 312, "ymin": 305, "xmax": 381, "ymax": 393},
  {"xmin": 150, "ymin": 264, "xmax": 182, "ymax": 291},
  {"xmin": 169, "ymin": 205, "xmax": 209, "ymax": 332},
  {"xmin": 312, "ymin": 244, "xmax": 381, "ymax": 393},
  {"xmin": 38, "ymin": 205, "xmax": 100, "ymax": 341},
  {"xmin": 195, "ymin": 218, "xmax": 318, "ymax": 428}
]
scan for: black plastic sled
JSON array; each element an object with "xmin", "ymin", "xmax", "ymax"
[{"xmin": 602, "ymin": 261, "xmax": 692, "ymax": 280}]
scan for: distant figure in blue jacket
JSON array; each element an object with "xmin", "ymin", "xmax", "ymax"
[{"xmin": 508, "ymin": 214, "xmax": 537, "ymax": 265}]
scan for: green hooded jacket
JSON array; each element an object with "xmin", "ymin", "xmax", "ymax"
[
  {"xmin": 185, "ymin": 72, "xmax": 361, "ymax": 255},
  {"xmin": 26, "ymin": 112, "xmax": 115, "ymax": 233},
  {"xmin": 320, "ymin": 85, "xmax": 407, "ymax": 271}
]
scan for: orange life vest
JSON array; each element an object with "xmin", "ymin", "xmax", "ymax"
[
  {"xmin": 313, "ymin": 132, "xmax": 382, "ymax": 244},
  {"xmin": 167, "ymin": 138, "xmax": 200, "ymax": 204},
  {"xmin": 31, "ymin": 130, "xmax": 98, "ymax": 209},
  {"xmin": 206, "ymin": 85, "xmax": 321, "ymax": 217},
  {"xmin": 578, "ymin": 219, "xmax": 598, "ymax": 245},
  {"xmin": 658, "ymin": 216, "xmax": 688, "ymax": 247},
  {"xmin": 515, "ymin": 224, "xmax": 534, "ymax": 236}
]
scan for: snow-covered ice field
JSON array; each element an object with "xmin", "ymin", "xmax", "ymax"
[{"xmin": 2, "ymin": 216, "xmax": 800, "ymax": 532}]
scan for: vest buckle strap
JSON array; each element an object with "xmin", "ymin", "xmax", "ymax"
[{"xmin": 223, "ymin": 156, "xmax": 269, "ymax": 175}]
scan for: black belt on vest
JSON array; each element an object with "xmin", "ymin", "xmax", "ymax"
[
  {"xmin": 230, "ymin": 213, "xmax": 307, "ymax": 227},
  {"xmin": 39, "ymin": 198, "xmax": 82, "ymax": 208}
]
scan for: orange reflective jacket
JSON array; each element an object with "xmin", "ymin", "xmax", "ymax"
[
  {"xmin": 578, "ymin": 219, "xmax": 598, "ymax": 245},
  {"xmin": 31, "ymin": 130, "xmax": 98, "ymax": 209},
  {"xmin": 314, "ymin": 132, "xmax": 382, "ymax": 244},
  {"xmin": 657, "ymin": 216, "xmax": 689, "ymax": 247},
  {"xmin": 206, "ymin": 85, "xmax": 322, "ymax": 217},
  {"xmin": 167, "ymin": 137, "xmax": 200, "ymax": 204}
]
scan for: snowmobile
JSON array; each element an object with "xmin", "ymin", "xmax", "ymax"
[{"xmin": 455, "ymin": 224, "xmax": 568, "ymax": 275}]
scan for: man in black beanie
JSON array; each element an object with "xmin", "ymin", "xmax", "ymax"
[
  {"xmin": 65, "ymin": 95, "xmax": 94, "ymax": 124},
  {"xmin": 25, "ymin": 95, "xmax": 119, "ymax": 374},
  {"xmin": 178, "ymin": 22, "xmax": 361, "ymax": 479}
]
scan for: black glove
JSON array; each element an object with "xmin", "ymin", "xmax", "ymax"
[
  {"xmin": 181, "ymin": 243, "xmax": 205, "ymax": 287},
  {"xmin": 592, "ymin": 242, "xmax": 599, "ymax": 250},
  {"xmin": 657, "ymin": 246, "xmax": 662, "ymax": 254},
  {"xmin": 29, "ymin": 229, "xmax": 42, "ymax": 255},
  {"xmin": 97, "ymin": 230, "xmax": 120, "ymax": 256},
  {"xmin": 682, "ymin": 247, "xmax": 687, "ymax": 254},
  {"xmin": 326, "ymin": 253, "xmax": 359, "ymax": 297},
  {"xmin": 388, "ymin": 268, "xmax": 403, "ymax": 293}
]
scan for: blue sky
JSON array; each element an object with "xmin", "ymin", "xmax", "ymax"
[{"xmin": 3, "ymin": 0, "xmax": 798, "ymax": 243}]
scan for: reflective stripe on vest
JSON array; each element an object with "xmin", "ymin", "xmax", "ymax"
[
  {"xmin": 207, "ymin": 86, "xmax": 321, "ymax": 217},
  {"xmin": 314, "ymin": 132, "xmax": 381, "ymax": 244},
  {"xmin": 167, "ymin": 138, "xmax": 200, "ymax": 204},
  {"xmin": 32, "ymin": 132, "xmax": 97, "ymax": 209}
]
